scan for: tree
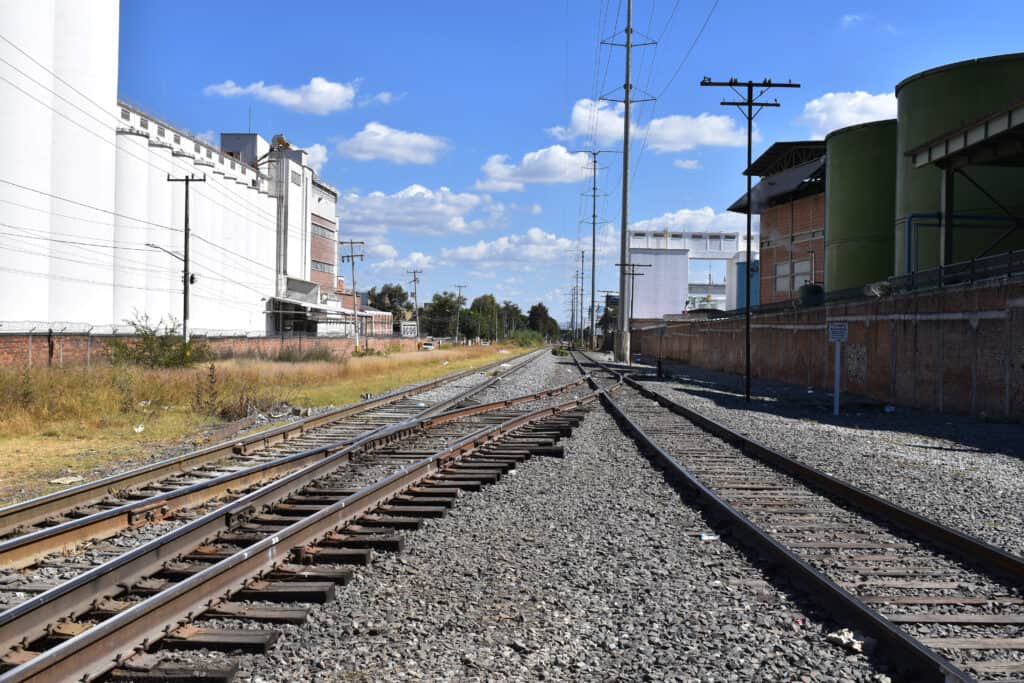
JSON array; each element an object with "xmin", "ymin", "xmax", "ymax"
[
  {"xmin": 420, "ymin": 291, "xmax": 460, "ymax": 338},
  {"xmin": 527, "ymin": 302, "xmax": 560, "ymax": 340},
  {"xmin": 469, "ymin": 294, "xmax": 498, "ymax": 340},
  {"xmin": 367, "ymin": 283, "xmax": 412, "ymax": 320}
]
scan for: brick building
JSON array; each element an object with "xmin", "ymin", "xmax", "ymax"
[
  {"xmin": 729, "ymin": 141, "xmax": 825, "ymax": 305},
  {"xmin": 309, "ymin": 178, "xmax": 339, "ymax": 293}
]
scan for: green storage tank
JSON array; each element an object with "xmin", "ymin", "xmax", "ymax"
[
  {"xmin": 825, "ymin": 119, "xmax": 897, "ymax": 293},
  {"xmin": 895, "ymin": 53, "xmax": 1024, "ymax": 275}
]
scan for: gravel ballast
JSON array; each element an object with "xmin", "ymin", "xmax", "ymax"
[
  {"xmin": 210, "ymin": 395, "xmax": 888, "ymax": 682},
  {"xmin": 635, "ymin": 357, "xmax": 1024, "ymax": 557}
]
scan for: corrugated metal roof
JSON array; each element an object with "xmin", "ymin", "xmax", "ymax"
[
  {"xmin": 744, "ymin": 141, "xmax": 825, "ymax": 177},
  {"xmin": 729, "ymin": 157, "xmax": 825, "ymax": 214}
]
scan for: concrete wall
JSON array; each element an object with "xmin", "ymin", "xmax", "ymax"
[
  {"xmin": 633, "ymin": 277, "xmax": 1024, "ymax": 419},
  {"xmin": 0, "ymin": 333, "xmax": 418, "ymax": 367}
]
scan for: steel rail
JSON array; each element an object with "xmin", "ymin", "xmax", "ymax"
[
  {"xmin": 0, "ymin": 348, "xmax": 543, "ymax": 537},
  {"xmin": 0, "ymin": 371, "xmax": 587, "ymax": 660},
  {"xmin": 0, "ymin": 362, "xmax": 580, "ymax": 570},
  {"xmin": 0, "ymin": 389, "xmax": 600, "ymax": 682},
  {"xmin": 576, "ymin": 351, "xmax": 1020, "ymax": 681}
]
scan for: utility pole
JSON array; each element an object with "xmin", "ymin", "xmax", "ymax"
[
  {"xmin": 700, "ymin": 76, "xmax": 800, "ymax": 402},
  {"xmin": 453, "ymin": 284, "xmax": 466, "ymax": 345},
  {"xmin": 574, "ymin": 149, "xmax": 618, "ymax": 350},
  {"xmin": 340, "ymin": 240, "xmax": 365, "ymax": 349},
  {"xmin": 579, "ymin": 250, "xmax": 586, "ymax": 347},
  {"xmin": 616, "ymin": 262, "xmax": 651, "ymax": 365},
  {"xmin": 569, "ymin": 280, "xmax": 577, "ymax": 347},
  {"xmin": 166, "ymin": 174, "xmax": 205, "ymax": 345},
  {"xmin": 407, "ymin": 269, "xmax": 422, "ymax": 340},
  {"xmin": 603, "ymin": 0, "xmax": 655, "ymax": 363}
]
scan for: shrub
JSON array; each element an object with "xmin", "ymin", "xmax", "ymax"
[
  {"xmin": 107, "ymin": 314, "xmax": 212, "ymax": 367},
  {"xmin": 509, "ymin": 329, "xmax": 544, "ymax": 347},
  {"xmin": 271, "ymin": 346, "xmax": 340, "ymax": 363}
]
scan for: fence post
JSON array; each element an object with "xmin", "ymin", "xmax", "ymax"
[
  {"xmin": 86, "ymin": 327, "xmax": 93, "ymax": 368},
  {"xmin": 28, "ymin": 327, "xmax": 34, "ymax": 368}
]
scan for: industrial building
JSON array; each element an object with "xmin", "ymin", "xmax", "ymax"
[
  {"xmin": 634, "ymin": 52, "xmax": 1024, "ymax": 420},
  {"xmin": 729, "ymin": 142, "xmax": 825, "ymax": 305},
  {"xmin": 626, "ymin": 229, "xmax": 756, "ymax": 318},
  {"xmin": 0, "ymin": 1, "xmax": 348, "ymax": 336}
]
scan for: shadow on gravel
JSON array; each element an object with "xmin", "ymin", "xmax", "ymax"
[{"xmin": 637, "ymin": 358, "xmax": 1023, "ymax": 462}]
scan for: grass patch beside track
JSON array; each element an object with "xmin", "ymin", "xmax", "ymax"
[{"xmin": 0, "ymin": 345, "xmax": 533, "ymax": 505}]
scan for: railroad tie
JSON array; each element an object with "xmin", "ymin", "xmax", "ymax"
[
  {"xmin": 161, "ymin": 625, "xmax": 280, "ymax": 653},
  {"xmin": 108, "ymin": 653, "xmax": 238, "ymax": 682}
]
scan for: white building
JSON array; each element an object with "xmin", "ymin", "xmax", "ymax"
[
  {"xmin": 0, "ymin": 2, "xmax": 340, "ymax": 335},
  {"xmin": 627, "ymin": 229, "xmax": 758, "ymax": 317}
]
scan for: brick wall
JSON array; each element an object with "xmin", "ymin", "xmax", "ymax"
[
  {"xmin": 0, "ymin": 333, "xmax": 418, "ymax": 367},
  {"xmin": 633, "ymin": 276, "xmax": 1024, "ymax": 419},
  {"xmin": 759, "ymin": 194, "xmax": 825, "ymax": 304}
]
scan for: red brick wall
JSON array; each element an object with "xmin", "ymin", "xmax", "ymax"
[
  {"xmin": 0, "ymin": 334, "xmax": 418, "ymax": 367},
  {"xmin": 310, "ymin": 235, "xmax": 336, "ymax": 265},
  {"xmin": 759, "ymin": 194, "xmax": 825, "ymax": 304},
  {"xmin": 633, "ymin": 276, "xmax": 1024, "ymax": 419}
]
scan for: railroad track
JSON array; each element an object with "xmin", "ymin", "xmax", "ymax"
[
  {"xmin": 0, "ymin": 357, "xmax": 604, "ymax": 682},
  {"xmin": 0, "ymin": 350, "xmax": 547, "ymax": 573},
  {"xmin": 575, "ymin": 351, "xmax": 1024, "ymax": 681}
]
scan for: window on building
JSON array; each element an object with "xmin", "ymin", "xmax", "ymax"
[
  {"xmin": 290, "ymin": 170, "xmax": 302, "ymax": 186},
  {"xmin": 174, "ymin": 134, "xmax": 181, "ymax": 144},
  {"xmin": 140, "ymin": 118, "xmax": 149, "ymax": 129},
  {"xmin": 312, "ymin": 225, "xmax": 335, "ymax": 239},
  {"xmin": 218, "ymin": 155, "xmax": 224, "ymax": 164},
  {"xmin": 311, "ymin": 259, "xmax": 334, "ymax": 273},
  {"xmin": 120, "ymin": 108, "xmax": 130, "ymax": 121},
  {"xmin": 230, "ymin": 161, "xmax": 235, "ymax": 170},
  {"xmin": 194, "ymin": 142, "xmax": 201, "ymax": 154},
  {"xmin": 206, "ymin": 149, "xmax": 212, "ymax": 159},
  {"xmin": 793, "ymin": 259, "xmax": 812, "ymax": 288},
  {"xmin": 241, "ymin": 167, "xmax": 246, "ymax": 175},
  {"xmin": 157, "ymin": 126, "xmax": 165, "ymax": 138},
  {"xmin": 775, "ymin": 262, "xmax": 791, "ymax": 293}
]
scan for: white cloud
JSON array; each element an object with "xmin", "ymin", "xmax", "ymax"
[
  {"xmin": 336, "ymin": 122, "xmax": 450, "ymax": 165},
  {"xmin": 799, "ymin": 91, "xmax": 897, "ymax": 139},
  {"xmin": 530, "ymin": 203, "xmax": 543, "ymax": 215},
  {"xmin": 338, "ymin": 184, "xmax": 503, "ymax": 236},
  {"xmin": 549, "ymin": 98, "xmax": 748, "ymax": 152},
  {"xmin": 841, "ymin": 14, "xmax": 863, "ymax": 28},
  {"xmin": 369, "ymin": 250, "xmax": 433, "ymax": 271},
  {"xmin": 548, "ymin": 98, "xmax": 634, "ymax": 146},
  {"xmin": 474, "ymin": 145, "xmax": 590, "ymax": 192},
  {"xmin": 195, "ymin": 130, "xmax": 216, "ymax": 145},
  {"xmin": 203, "ymin": 76, "xmax": 357, "ymax": 115},
  {"xmin": 630, "ymin": 206, "xmax": 753, "ymax": 234},
  {"xmin": 303, "ymin": 143, "xmax": 328, "ymax": 173},
  {"xmin": 358, "ymin": 91, "xmax": 404, "ymax": 107},
  {"xmin": 673, "ymin": 159, "xmax": 701, "ymax": 170},
  {"xmin": 442, "ymin": 227, "xmax": 576, "ymax": 263},
  {"xmin": 368, "ymin": 243, "xmax": 398, "ymax": 260},
  {"xmin": 646, "ymin": 114, "xmax": 748, "ymax": 151}
]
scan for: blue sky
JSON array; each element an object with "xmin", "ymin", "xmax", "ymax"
[{"xmin": 119, "ymin": 0, "xmax": 1024, "ymax": 321}]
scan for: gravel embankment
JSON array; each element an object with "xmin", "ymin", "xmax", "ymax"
[
  {"xmin": 634, "ymin": 356, "xmax": 1024, "ymax": 557},
  {"xmin": 189, "ymin": 403, "xmax": 889, "ymax": 682}
]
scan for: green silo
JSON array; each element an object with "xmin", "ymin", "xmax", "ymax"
[
  {"xmin": 825, "ymin": 120, "xmax": 897, "ymax": 292},
  {"xmin": 894, "ymin": 53, "xmax": 1024, "ymax": 275}
]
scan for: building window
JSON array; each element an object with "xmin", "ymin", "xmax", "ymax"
[
  {"xmin": 311, "ymin": 259, "xmax": 334, "ymax": 273},
  {"xmin": 218, "ymin": 155, "xmax": 224, "ymax": 164},
  {"xmin": 139, "ymin": 118, "xmax": 149, "ymax": 129},
  {"xmin": 230, "ymin": 161, "xmax": 235, "ymax": 170},
  {"xmin": 174, "ymin": 133, "xmax": 181, "ymax": 144},
  {"xmin": 290, "ymin": 170, "xmax": 302, "ymax": 186},
  {"xmin": 312, "ymin": 224, "xmax": 335, "ymax": 239},
  {"xmin": 194, "ymin": 142, "xmax": 201, "ymax": 154},
  {"xmin": 120, "ymin": 108, "xmax": 130, "ymax": 121},
  {"xmin": 241, "ymin": 167, "xmax": 246, "ymax": 175},
  {"xmin": 157, "ymin": 126, "xmax": 165, "ymax": 138},
  {"xmin": 793, "ymin": 259, "xmax": 812, "ymax": 288},
  {"xmin": 774, "ymin": 262, "xmax": 791, "ymax": 293},
  {"xmin": 206, "ymin": 149, "xmax": 212, "ymax": 159}
]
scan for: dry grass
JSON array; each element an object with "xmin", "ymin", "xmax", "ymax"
[{"xmin": 0, "ymin": 345, "xmax": 529, "ymax": 504}]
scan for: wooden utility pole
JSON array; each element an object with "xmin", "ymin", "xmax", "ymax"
[
  {"xmin": 166, "ymin": 174, "xmax": 205, "ymax": 344},
  {"xmin": 407, "ymin": 269, "xmax": 422, "ymax": 339},
  {"xmin": 700, "ymin": 76, "xmax": 800, "ymax": 402},
  {"xmin": 453, "ymin": 284, "xmax": 466, "ymax": 344},
  {"xmin": 340, "ymin": 240, "xmax": 365, "ymax": 349}
]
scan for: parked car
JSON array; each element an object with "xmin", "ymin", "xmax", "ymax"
[
  {"xmin": 481, "ymin": 340, "xmax": 491, "ymax": 346},
  {"xmin": 421, "ymin": 341, "xmax": 435, "ymax": 351}
]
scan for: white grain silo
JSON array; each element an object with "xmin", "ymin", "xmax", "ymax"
[
  {"xmin": 146, "ymin": 137, "xmax": 174, "ymax": 321},
  {"xmin": 47, "ymin": 0, "xmax": 119, "ymax": 325},
  {"xmin": 112, "ymin": 129, "xmax": 149, "ymax": 324},
  {"xmin": 0, "ymin": 1, "xmax": 57, "ymax": 321}
]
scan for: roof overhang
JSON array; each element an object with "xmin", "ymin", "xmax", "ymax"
[
  {"xmin": 729, "ymin": 157, "xmax": 825, "ymax": 214},
  {"xmin": 910, "ymin": 99, "xmax": 1024, "ymax": 169},
  {"xmin": 744, "ymin": 141, "xmax": 825, "ymax": 176}
]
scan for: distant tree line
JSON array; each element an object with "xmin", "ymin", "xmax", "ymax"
[{"xmin": 366, "ymin": 282, "xmax": 561, "ymax": 341}]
